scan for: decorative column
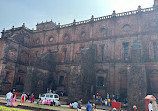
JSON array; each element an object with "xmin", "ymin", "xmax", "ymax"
[{"xmin": 127, "ymin": 40, "xmax": 147, "ymax": 111}]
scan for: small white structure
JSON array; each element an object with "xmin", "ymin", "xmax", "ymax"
[{"xmin": 39, "ymin": 93, "xmax": 60, "ymax": 105}]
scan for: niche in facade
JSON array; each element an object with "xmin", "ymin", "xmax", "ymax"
[
  {"xmin": 81, "ymin": 31, "xmax": 86, "ymax": 37},
  {"xmin": 100, "ymin": 28, "xmax": 107, "ymax": 36},
  {"xmin": 48, "ymin": 36, "xmax": 54, "ymax": 42},
  {"xmin": 36, "ymin": 38, "xmax": 40, "ymax": 44},
  {"xmin": 63, "ymin": 34, "xmax": 69, "ymax": 40}
]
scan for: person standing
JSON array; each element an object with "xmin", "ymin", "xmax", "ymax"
[
  {"xmin": 92, "ymin": 103, "xmax": 97, "ymax": 111},
  {"xmin": 86, "ymin": 101, "xmax": 92, "ymax": 111},
  {"xmin": 15, "ymin": 92, "xmax": 18, "ymax": 101},
  {"xmin": 77, "ymin": 99, "xmax": 82, "ymax": 111},
  {"xmin": 11, "ymin": 92, "xmax": 16, "ymax": 106},
  {"xmin": 26, "ymin": 92, "xmax": 30, "ymax": 102},
  {"xmin": 21, "ymin": 92, "xmax": 27, "ymax": 104},
  {"xmin": 112, "ymin": 108, "xmax": 116, "ymax": 111},
  {"xmin": 148, "ymin": 101, "xmax": 153, "ymax": 111},
  {"xmin": 30, "ymin": 93, "xmax": 34, "ymax": 103},
  {"xmin": 6, "ymin": 91, "xmax": 13, "ymax": 106},
  {"xmin": 72, "ymin": 102, "xmax": 78, "ymax": 109},
  {"xmin": 133, "ymin": 105, "xmax": 137, "ymax": 111},
  {"xmin": 107, "ymin": 98, "xmax": 111, "ymax": 106}
]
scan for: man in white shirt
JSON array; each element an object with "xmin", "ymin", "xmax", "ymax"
[
  {"xmin": 6, "ymin": 91, "xmax": 13, "ymax": 106},
  {"xmin": 148, "ymin": 101, "xmax": 153, "ymax": 111}
]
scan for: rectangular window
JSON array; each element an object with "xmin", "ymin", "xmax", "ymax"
[
  {"xmin": 153, "ymin": 42, "xmax": 157, "ymax": 59},
  {"xmin": 96, "ymin": 47, "xmax": 98, "ymax": 61},
  {"xmin": 123, "ymin": 42, "xmax": 129, "ymax": 61},
  {"xmin": 101, "ymin": 46, "xmax": 104, "ymax": 61},
  {"xmin": 18, "ymin": 77, "xmax": 21, "ymax": 83},
  {"xmin": 97, "ymin": 76, "xmax": 104, "ymax": 87},
  {"xmin": 59, "ymin": 76, "xmax": 64, "ymax": 86},
  {"xmin": 64, "ymin": 48, "xmax": 67, "ymax": 62}
]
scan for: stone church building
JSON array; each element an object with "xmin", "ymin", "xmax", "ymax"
[{"xmin": 1, "ymin": 0, "xmax": 158, "ymax": 110}]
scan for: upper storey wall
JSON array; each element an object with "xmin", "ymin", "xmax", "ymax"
[
  {"xmin": 31, "ymin": 7, "xmax": 158, "ymax": 47},
  {"xmin": 36, "ymin": 21, "xmax": 57, "ymax": 31},
  {"xmin": 0, "ymin": 39, "xmax": 5, "ymax": 59},
  {"xmin": 0, "ymin": 27, "xmax": 32, "ymax": 65}
]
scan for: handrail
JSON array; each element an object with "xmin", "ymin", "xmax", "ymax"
[
  {"xmin": 3, "ymin": 6, "xmax": 157, "ymax": 32},
  {"xmin": 58, "ymin": 7, "xmax": 156, "ymax": 29}
]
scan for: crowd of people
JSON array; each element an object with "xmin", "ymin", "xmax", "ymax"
[
  {"xmin": 69, "ymin": 99, "xmax": 97, "ymax": 111},
  {"xmin": 92, "ymin": 93, "xmax": 123, "ymax": 106},
  {"xmin": 5, "ymin": 91, "xmax": 34, "ymax": 106},
  {"xmin": 68, "ymin": 93, "xmax": 127, "ymax": 111},
  {"xmin": 5, "ymin": 90, "xmax": 158, "ymax": 111},
  {"xmin": 36, "ymin": 98, "xmax": 60, "ymax": 106}
]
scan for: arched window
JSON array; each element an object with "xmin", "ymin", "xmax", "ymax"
[
  {"xmin": 63, "ymin": 34, "xmax": 69, "ymax": 39},
  {"xmin": 81, "ymin": 31, "xmax": 86, "ymax": 37},
  {"xmin": 97, "ymin": 76, "xmax": 104, "ymax": 86},
  {"xmin": 123, "ymin": 42, "xmax": 129, "ymax": 61},
  {"xmin": 59, "ymin": 76, "xmax": 64, "ymax": 86}
]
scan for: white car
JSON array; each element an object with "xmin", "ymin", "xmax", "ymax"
[{"xmin": 39, "ymin": 93, "xmax": 60, "ymax": 106}]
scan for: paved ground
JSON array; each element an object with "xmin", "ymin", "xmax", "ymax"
[{"xmin": 0, "ymin": 96, "xmax": 110, "ymax": 111}]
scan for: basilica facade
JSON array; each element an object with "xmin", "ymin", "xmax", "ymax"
[{"xmin": 1, "ymin": 0, "xmax": 158, "ymax": 110}]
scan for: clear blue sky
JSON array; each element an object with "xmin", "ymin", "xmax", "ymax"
[{"xmin": 0, "ymin": 0, "xmax": 153, "ymax": 33}]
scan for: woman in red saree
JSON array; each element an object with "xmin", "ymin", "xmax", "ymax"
[{"xmin": 21, "ymin": 92, "xmax": 27, "ymax": 104}]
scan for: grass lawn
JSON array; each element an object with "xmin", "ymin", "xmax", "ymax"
[
  {"xmin": 0, "ymin": 99, "xmax": 76, "ymax": 111},
  {"xmin": 32, "ymin": 104, "xmax": 77, "ymax": 111},
  {"xmin": 0, "ymin": 105, "xmax": 31, "ymax": 111}
]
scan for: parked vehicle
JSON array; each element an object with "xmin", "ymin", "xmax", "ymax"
[{"xmin": 39, "ymin": 93, "xmax": 60, "ymax": 106}]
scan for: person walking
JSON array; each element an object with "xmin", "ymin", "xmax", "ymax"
[
  {"xmin": 6, "ymin": 91, "xmax": 13, "ymax": 106},
  {"xmin": 148, "ymin": 101, "xmax": 153, "ymax": 111},
  {"xmin": 77, "ymin": 99, "xmax": 82, "ymax": 111},
  {"xmin": 26, "ymin": 92, "xmax": 30, "ymax": 102},
  {"xmin": 11, "ymin": 92, "xmax": 16, "ymax": 106},
  {"xmin": 30, "ymin": 93, "xmax": 34, "ymax": 103},
  {"xmin": 86, "ymin": 101, "xmax": 92, "ymax": 111}
]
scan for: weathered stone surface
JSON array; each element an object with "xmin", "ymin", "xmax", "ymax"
[
  {"xmin": 0, "ymin": 3, "xmax": 158, "ymax": 110},
  {"xmin": 127, "ymin": 65, "xmax": 147, "ymax": 111}
]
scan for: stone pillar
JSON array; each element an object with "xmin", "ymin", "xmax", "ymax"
[
  {"xmin": 80, "ymin": 47, "xmax": 96, "ymax": 102},
  {"xmin": 24, "ymin": 66, "xmax": 33, "ymax": 93},
  {"xmin": 0, "ymin": 62, "xmax": 6, "ymax": 93},
  {"xmin": 127, "ymin": 40, "xmax": 147, "ymax": 111},
  {"xmin": 68, "ymin": 47, "xmax": 95, "ymax": 103},
  {"xmin": 127, "ymin": 65, "xmax": 147, "ymax": 111},
  {"xmin": 68, "ymin": 65, "xmax": 82, "ymax": 102}
]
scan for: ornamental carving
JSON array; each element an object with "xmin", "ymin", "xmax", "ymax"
[{"xmin": 8, "ymin": 48, "xmax": 18, "ymax": 61}]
